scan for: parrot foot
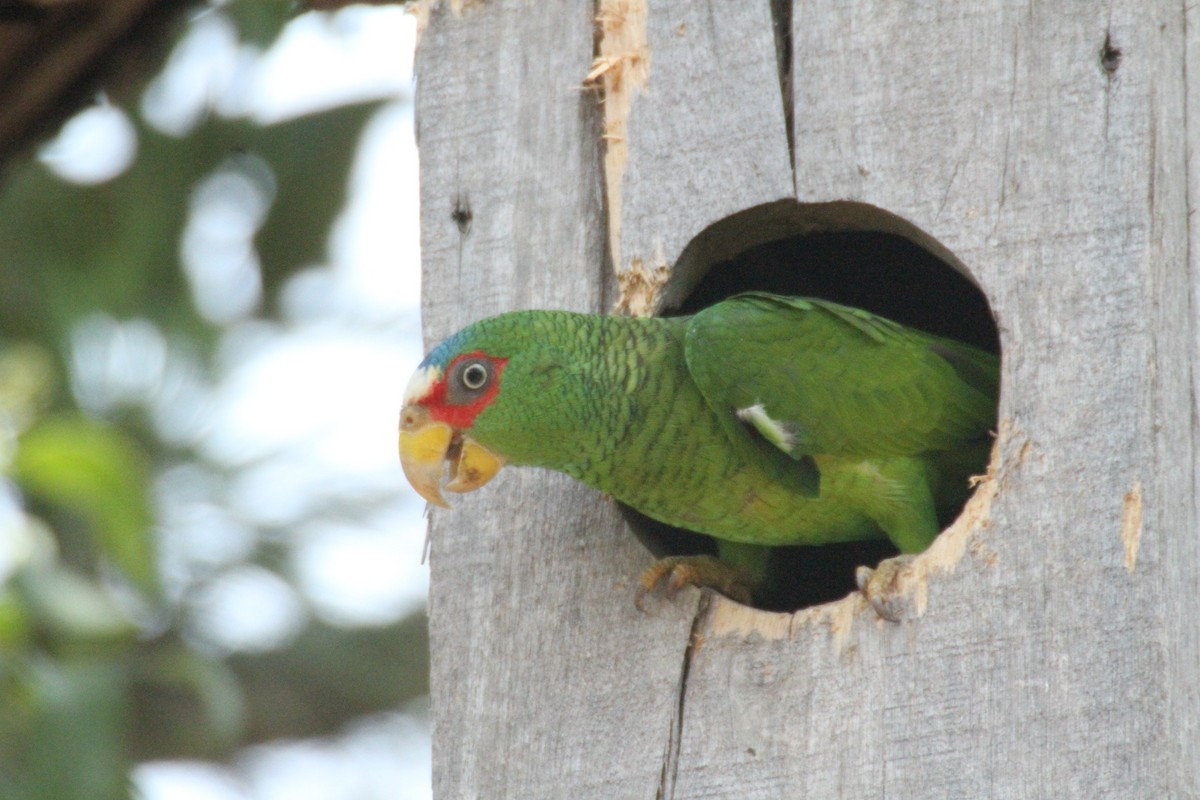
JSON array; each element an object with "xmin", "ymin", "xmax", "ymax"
[
  {"xmin": 635, "ymin": 555, "xmax": 753, "ymax": 611},
  {"xmin": 855, "ymin": 554, "xmax": 920, "ymax": 622}
]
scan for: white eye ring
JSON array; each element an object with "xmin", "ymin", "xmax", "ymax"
[{"xmin": 461, "ymin": 362, "xmax": 489, "ymax": 390}]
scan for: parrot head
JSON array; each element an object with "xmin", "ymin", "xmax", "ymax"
[
  {"xmin": 399, "ymin": 325, "xmax": 510, "ymax": 508},
  {"xmin": 398, "ymin": 311, "xmax": 638, "ymax": 506},
  {"xmin": 398, "ymin": 311, "xmax": 594, "ymax": 508}
]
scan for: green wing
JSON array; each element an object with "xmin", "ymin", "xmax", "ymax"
[{"xmin": 683, "ymin": 293, "xmax": 998, "ymax": 461}]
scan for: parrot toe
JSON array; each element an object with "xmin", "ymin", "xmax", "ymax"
[
  {"xmin": 635, "ymin": 555, "xmax": 754, "ymax": 610},
  {"xmin": 855, "ymin": 554, "xmax": 920, "ymax": 622}
]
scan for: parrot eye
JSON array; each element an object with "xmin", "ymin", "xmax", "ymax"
[
  {"xmin": 443, "ymin": 355, "xmax": 502, "ymax": 406},
  {"xmin": 458, "ymin": 360, "xmax": 491, "ymax": 391}
]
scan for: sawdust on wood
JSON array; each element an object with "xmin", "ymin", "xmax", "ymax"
[
  {"xmin": 585, "ymin": 0, "xmax": 649, "ymax": 287},
  {"xmin": 1120, "ymin": 479, "xmax": 1143, "ymax": 572},
  {"xmin": 612, "ymin": 256, "xmax": 669, "ymax": 317}
]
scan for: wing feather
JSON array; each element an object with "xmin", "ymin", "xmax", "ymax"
[{"xmin": 683, "ymin": 293, "xmax": 998, "ymax": 460}]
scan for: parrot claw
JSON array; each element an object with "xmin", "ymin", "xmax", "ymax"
[
  {"xmin": 635, "ymin": 555, "xmax": 754, "ymax": 611},
  {"xmin": 855, "ymin": 554, "xmax": 919, "ymax": 622}
]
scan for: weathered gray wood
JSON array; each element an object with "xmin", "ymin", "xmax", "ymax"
[
  {"xmin": 415, "ymin": 3, "xmax": 696, "ymax": 798},
  {"xmin": 598, "ymin": 0, "xmax": 793, "ymax": 313},
  {"xmin": 669, "ymin": 3, "xmax": 1198, "ymax": 798},
  {"xmin": 1178, "ymin": 3, "xmax": 1200, "ymax": 795},
  {"xmin": 418, "ymin": 0, "xmax": 1199, "ymax": 797}
]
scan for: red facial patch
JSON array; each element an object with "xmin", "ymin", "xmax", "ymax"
[{"xmin": 420, "ymin": 351, "xmax": 507, "ymax": 429}]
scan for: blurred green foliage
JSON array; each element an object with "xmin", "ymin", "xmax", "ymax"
[
  {"xmin": 0, "ymin": 4, "xmax": 427, "ymax": 799},
  {"xmin": 15, "ymin": 415, "xmax": 155, "ymax": 592}
]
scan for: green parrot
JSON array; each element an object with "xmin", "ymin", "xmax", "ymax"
[{"xmin": 399, "ymin": 293, "xmax": 997, "ymax": 610}]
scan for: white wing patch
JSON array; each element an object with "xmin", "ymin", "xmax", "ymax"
[{"xmin": 736, "ymin": 403, "xmax": 800, "ymax": 455}]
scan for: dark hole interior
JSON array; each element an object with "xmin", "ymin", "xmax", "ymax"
[
  {"xmin": 676, "ymin": 232, "xmax": 998, "ymax": 350},
  {"xmin": 621, "ymin": 229, "xmax": 1000, "ymax": 613}
]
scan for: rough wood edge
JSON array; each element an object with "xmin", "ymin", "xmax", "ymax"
[
  {"xmin": 613, "ymin": 253, "xmax": 669, "ymax": 317},
  {"xmin": 706, "ymin": 419, "xmax": 1027, "ymax": 646},
  {"xmin": 412, "ymin": 0, "xmax": 484, "ymax": 35},
  {"xmin": 584, "ymin": 0, "xmax": 649, "ymax": 312},
  {"xmin": 1120, "ymin": 479, "xmax": 1143, "ymax": 573}
]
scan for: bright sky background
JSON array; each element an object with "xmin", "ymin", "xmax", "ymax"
[{"xmin": 37, "ymin": 5, "xmax": 433, "ymax": 798}]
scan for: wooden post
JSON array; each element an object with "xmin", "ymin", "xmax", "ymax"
[{"xmin": 415, "ymin": 1, "xmax": 1199, "ymax": 796}]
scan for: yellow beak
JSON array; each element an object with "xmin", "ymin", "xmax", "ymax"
[{"xmin": 399, "ymin": 404, "xmax": 505, "ymax": 508}]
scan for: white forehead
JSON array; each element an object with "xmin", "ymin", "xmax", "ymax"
[{"xmin": 403, "ymin": 364, "xmax": 442, "ymax": 404}]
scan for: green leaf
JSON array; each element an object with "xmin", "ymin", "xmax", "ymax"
[
  {"xmin": 0, "ymin": 100, "xmax": 379, "ymax": 347},
  {"xmin": 127, "ymin": 643, "xmax": 246, "ymax": 759},
  {"xmin": 0, "ymin": 656, "xmax": 129, "ymax": 800},
  {"xmin": 14, "ymin": 566, "xmax": 138, "ymax": 650},
  {"xmin": 12, "ymin": 415, "xmax": 155, "ymax": 594},
  {"xmin": 0, "ymin": 589, "xmax": 31, "ymax": 651},
  {"xmin": 224, "ymin": 0, "xmax": 297, "ymax": 47},
  {"xmin": 244, "ymin": 103, "xmax": 383, "ymax": 304},
  {"xmin": 0, "ymin": 341, "xmax": 57, "ymax": 439}
]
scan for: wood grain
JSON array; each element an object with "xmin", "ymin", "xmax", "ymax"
[
  {"xmin": 671, "ymin": 3, "xmax": 1196, "ymax": 797},
  {"xmin": 416, "ymin": 3, "xmax": 697, "ymax": 797},
  {"xmin": 603, "ymin": 0, "xmax": 793, "ymax": 313},
  {"xmin": 417, "ymin": 0, "xmax": 1198, "ymax": 796}
]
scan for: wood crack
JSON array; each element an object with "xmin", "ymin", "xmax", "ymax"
[
  {"xmin": 655, "ymin": 591, "xmax": 710, "ymax": 799},
  {"xmin": 1101, "ymin": 15, "xmax": 1118, "ymax": 142},
  {"xmin": 587, "ymin": 0, "xmax": 649, "ymax": 283},
  {"xmin": 768, "ymin": 0, "xmax": 795, "ymax": 184}
]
